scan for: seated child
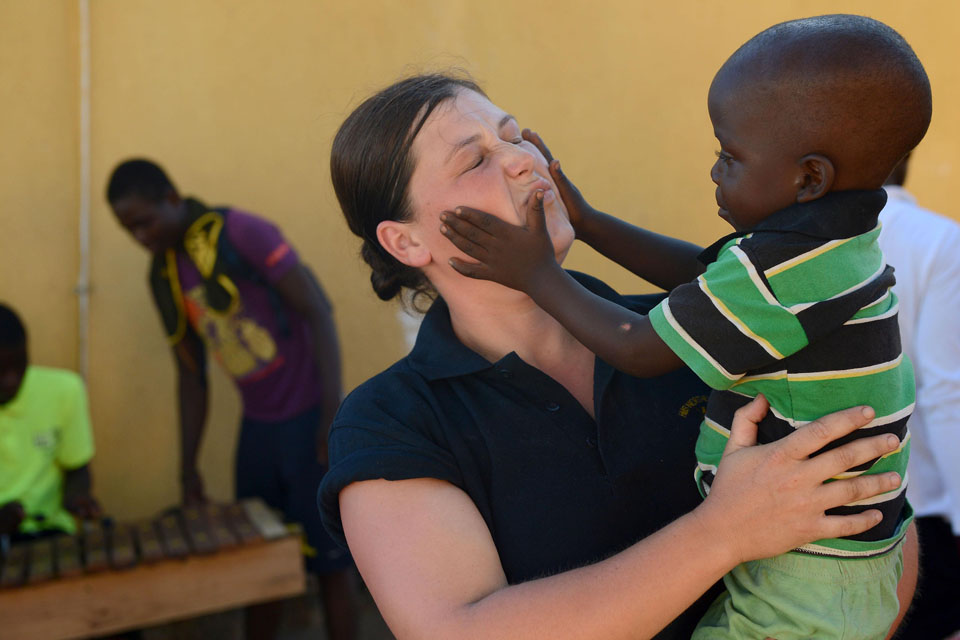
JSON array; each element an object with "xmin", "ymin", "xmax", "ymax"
[
  {"xmin": 0, "ymin": 303, "xmax": 101, "ymax": 540},
  {"xmin": 439, "ymin": 14, "xmax": 928, "ymax": 640}
]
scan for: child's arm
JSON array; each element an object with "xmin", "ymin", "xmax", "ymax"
[
  {"xmin": 440, "ymin": 192, "xmax": 684, "ymax": 378},
  {"xmin": 524, "ymin": 129, "xmax": 705, "ymax": 290}
]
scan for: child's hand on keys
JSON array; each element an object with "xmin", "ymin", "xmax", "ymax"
[
  {"xmin": 523, "ymin": 129, "xmax": 599, "ymax": 237},
  {"xmin": 440, "ymin": 190, "xmax": 562, "ymax": 294}
]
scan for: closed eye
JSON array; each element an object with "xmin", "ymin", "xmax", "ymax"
[{"xmin": 715, "ymin": 150, "xmax": 734, "ymax": 163}]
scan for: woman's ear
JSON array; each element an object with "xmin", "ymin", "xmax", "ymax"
[
  {"xmin": 795, "ymin": 154, "xmax": 836, "ymax": 203},
  {"xmin": 376, "ymin": 220, "xmax": 431, "ymax": 268}
]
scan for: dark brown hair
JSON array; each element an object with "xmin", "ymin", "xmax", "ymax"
[{"xmin": 331, "ymin": 73, "xmax": 485, "ymax": 302}]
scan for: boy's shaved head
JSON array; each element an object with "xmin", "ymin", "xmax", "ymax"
[{"xmin": 710, "ymin": 14, "xmax": 931, "ymax": 189}]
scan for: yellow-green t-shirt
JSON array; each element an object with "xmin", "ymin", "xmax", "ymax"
[{"xmin": 0, "ymin": 366, "xmax": 94, "ymax": 535}]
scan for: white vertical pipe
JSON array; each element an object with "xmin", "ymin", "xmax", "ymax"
[{"xmin": 77, "ymin": 0, "xmax": 91, "ymax": 379}]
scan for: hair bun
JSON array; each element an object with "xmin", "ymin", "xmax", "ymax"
[{"xmin": 362, "ymin": 241, "xmax": 408, "ymax": 301}]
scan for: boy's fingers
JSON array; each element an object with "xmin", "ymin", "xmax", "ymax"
[
  {"xmin": 523, "ymin": 128, "xmax": 554, "ymax": 163},
  {"xmin": 452, "ymin": 206, "xmax": 507, "ymax": 234},
  {"xmin": 441, "ymin": 214, "xmax": 489, "ymax": 248},
  {"xmin": 818, "ymin": 510, "xmax": 885, "ymax": 540},
  {"xmin": 781, "ymin": 406, "xmax": 876, "ymax": 461},
  {"xmin": 441, "ymin": 222, "xmax": 487, "ymax": 258},
  {"xmin": 525, "ymin": 191, "xmax": 547, "ymax": 232},
  {"xmin": 448, "ymin": 257, "xmax": 488, "ymax": 280},
  {"xmin": 548, "ymin": 160, "xmax": 582, "ymax": 203}
]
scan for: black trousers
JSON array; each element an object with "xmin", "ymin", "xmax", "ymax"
[{"xmin": 895, "ymin": 515, "xmax": 960, "ymax": 639}]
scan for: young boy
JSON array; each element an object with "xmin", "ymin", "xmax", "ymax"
[
  {"xmin": 440, "ymin": 14, "xmax": 929, "ymax": 639},
  {"xmin": 106, "ymin": 160, "xmax": 358, "ymax": 640},
  {"xmin": 0, "ymin": 303, "xmax": 101, "ymax": 540}
]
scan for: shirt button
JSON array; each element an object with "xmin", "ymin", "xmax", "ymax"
[
  {"xmin": 498, "ymin": 368, "xmax": 512, "ymax": 379},
  {"xmin": 545, "ymin": 401, "xmax": 560, "ymax": 412},
  {"xmin": 586, "ymin": 436, "xmax": 597, "ymax": 448}
]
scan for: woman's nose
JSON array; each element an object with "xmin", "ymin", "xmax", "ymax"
[{"xmin": 501, "ymin": 144, "xmax": 535, "ymax": 177}]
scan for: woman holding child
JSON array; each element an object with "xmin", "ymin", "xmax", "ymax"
[{"xmin": 318, "ymin": 72, "xmax": 916, "ymax": 639}]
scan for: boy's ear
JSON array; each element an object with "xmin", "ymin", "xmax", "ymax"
[
  {"xmin": 164, "ymin": 188, "xmax": 182, "ymax": 207},
  {"xmin": 376, "ymin": 220, "xmax": 431, "ymax": 268},
  {"xmin": 795, "ymin": 154, "xmax": 835, "ymax": 203}
]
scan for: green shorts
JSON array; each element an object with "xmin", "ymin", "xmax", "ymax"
[{"xmin": 693, "ymin": 545, "xmax": 903, "ymax": 640}]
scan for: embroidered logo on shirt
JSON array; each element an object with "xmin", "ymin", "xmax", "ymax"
[
  {"xmin": 678, "ymin": 395, "xmax": 708, "ymax": 418},
  {"xmin": 33, "ymin": 429, "xmax": 59, "ymax": 451}
]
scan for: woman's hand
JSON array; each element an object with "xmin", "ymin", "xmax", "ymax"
[
  {"xmin": 522, "ymin": 129, "xmax": 599, "ymax": 238},
  {"xmin": 440, "ymin": 191, "xmax": 564, "ymax": 294},
  {"xmin": 697, "ymin": 395, "xmax": 903, "ymax": 566}
]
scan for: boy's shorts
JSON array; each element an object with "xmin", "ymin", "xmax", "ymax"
[
  {"xmin": 236, "ymin": 405, "xmax": 353, "ymax": 575},
  {"xmin": 693, "ymin": 544, "xmax": 903, "ymax": 640}
]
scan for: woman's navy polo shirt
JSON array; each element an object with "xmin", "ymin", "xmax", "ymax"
[{"xmin": 319, "ymin": 272, "xmax": 721, "ymax": 637}]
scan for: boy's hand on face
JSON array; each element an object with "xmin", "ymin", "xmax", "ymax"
[
  {"xmin": 523, "ymin": 129, "xmax": 598, "ymax": 237},
  {"xmin": 441, "ymin": 190, "xmax": 562, "ymax": 294}
]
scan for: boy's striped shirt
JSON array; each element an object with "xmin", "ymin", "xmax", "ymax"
[{"xmin": 649, "ymin": 190, "xmax": 913, "ymax": 558}]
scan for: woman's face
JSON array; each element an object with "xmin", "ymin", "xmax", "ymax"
[{"xmin": 405, "ymin": 89, "xmax": 575, "ymax": 285}]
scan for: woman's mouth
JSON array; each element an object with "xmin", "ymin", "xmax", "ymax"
[{"xmin": 524, "ymin": 178, "xmax": 554, "ymax": 206}]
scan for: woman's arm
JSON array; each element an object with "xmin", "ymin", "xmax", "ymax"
[{"xmin": 340, "ymin": 398, "xmax": 903, "ymax": 640}]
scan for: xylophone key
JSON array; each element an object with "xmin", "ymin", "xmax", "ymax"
[
  {"xmin": 223, "ymin": 503, "xmax": 263, "ymax": 546},
  {"xmin": 83, "ymin": 521, "xmax": 110, "ymax": 573},
  {"xmin": 181, "ymin": 506, "xmax": 218, "ymax": 555},
  {"xmin": 132, "ymin": 519, "xmax": 164, "ymax": 564},
  {"xmin": 0, "ymin": 543, "xmax": 28, "ymax": 589},
  {"xmin": 26, "ymin": 538, "xmax": 55, "ymax": 584},
  {"xmin": 54, "ymin": 534, "xmax": 83, "ymax": 579},
  {"xmin": 156, "ymin": 513, "xmax": 190, "ymax": 559},
  {"xmin": 205, "ymin": 504, "xmax": 240, "ymax": 550},
  {"xmin": 108, "ymin": 524, "xmax": 137, "ymax": 570},
  {"xmin": 241, "ymin": 499, "xmax": 287, "ymax": 540}
]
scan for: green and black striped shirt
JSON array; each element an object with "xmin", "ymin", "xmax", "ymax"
[{"xmin": 650, "ymin": 190, "xmax": 913, "ymax": 558}]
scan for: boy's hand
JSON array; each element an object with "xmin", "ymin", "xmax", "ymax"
[
  {"xmin": 0, "ymin": 501, "xmax": 25, "ymax": 535},
  {"xmin": 523, "ymin": 129, "xmax": 599, "ymax": 237},
  {"xmin": 441, "ymin": 190, "xmax": 562, "ymax": 294},
  {"xmin": 64, "ymin": 493, "xmax": 103, "ymax": 521},
  {"xmin": 181, "ymin": 468, "xmax": 208, "ymax": 506}
]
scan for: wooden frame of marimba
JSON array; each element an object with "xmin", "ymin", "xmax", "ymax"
[{"xmin": 0, "ymin": 500, "xmax": 306, "ymax": 639}]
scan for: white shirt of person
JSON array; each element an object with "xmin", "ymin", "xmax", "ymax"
[{"xmin": 880, "ymin": 185, "xmax": 960, "ymax": 534}]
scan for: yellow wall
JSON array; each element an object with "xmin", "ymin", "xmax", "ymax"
[
  {"xmin": 0, "ymin": 1, "xmax": 79, "ymax": 371},
  {"xmin": 2, "ymin": 0, "xmax": 959, "ymax": 519}
]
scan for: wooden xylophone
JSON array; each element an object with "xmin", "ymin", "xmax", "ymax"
[{"xmin": 0, "ymin": 499, "xmax": 305, "ymax": 640}]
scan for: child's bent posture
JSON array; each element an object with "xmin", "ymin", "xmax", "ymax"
[{"xmin": 441, "ymin": 14, "xmax": 929, "ymax": 640}]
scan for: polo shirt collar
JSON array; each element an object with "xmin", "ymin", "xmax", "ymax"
[
  {"xmin": 699, "ymin": 189, "xmax": 887, "ymax": 265},
  {"xmin": 407, "ymin": 272, "xmax": 621, "ymax": 381},
  {"xmin": 883, "ymin": 185, "xmax": 916, "ymax": 206},
  {"xmin": 407, "ymin": 296, "xmax": 494, "ymax": 380}
]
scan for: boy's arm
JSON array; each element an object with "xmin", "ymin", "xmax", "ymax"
[
  {"xmin": 174, "ymin": 330, "xmax": 209, "ymax": 505},
  {"xmin": 272, "ymin": 263, "xmax": 343, "ymax": 465},
  {"xmin": 524, "ymin": 129, "xmax": 705, "ymax": 290},
  {"xmin": 441, "ymin": 193, "xmax": 684, "ymax": 378},
  {"xmin": 63, "ymin": 464, "xmax": 102, "ymax": 521}
]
